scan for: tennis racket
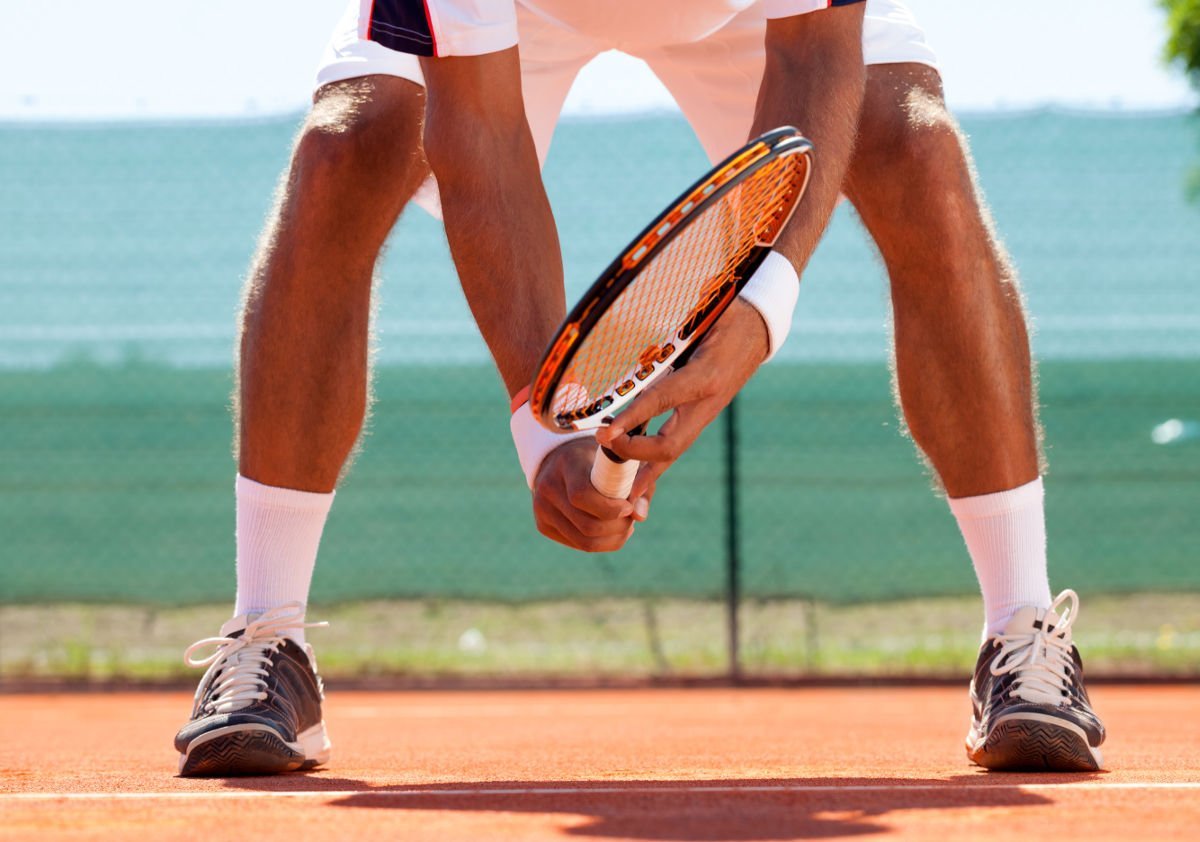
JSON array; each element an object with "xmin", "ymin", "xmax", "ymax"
[{"xmin": 529, "ymin": 126, "xmax": 813, "ymax": 499}]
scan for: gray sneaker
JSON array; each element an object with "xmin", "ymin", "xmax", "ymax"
[
  {"xmin": 175, "ymin": 603, "xmax": 331, "ymax": 777},
  {"xmin": 966, "ymin": 589, "xmax": 1105, "ymax": 771}
]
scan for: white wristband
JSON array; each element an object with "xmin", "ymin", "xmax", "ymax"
[
  {"xmin": 510, "ymin": 402, "xmax": 593, "ymax": 489},
  {"xmin": 737, "ymin": 250, "xmax": 800, "ymax": 361}
]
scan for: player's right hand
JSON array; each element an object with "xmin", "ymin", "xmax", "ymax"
[
  {"xmin": 532, "ymin": 438, "xmax": 651, "ymax": 553},
  {"xmin": 595, "ymin": 298, "xmax": 769, "ymax": 499}
]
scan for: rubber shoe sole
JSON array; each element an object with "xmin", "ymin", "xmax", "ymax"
[
  {"xmin": 178, "ymin": 722, "xmax": 331, "ymax": 777},
  {"xmin": 968, "ymin": 716, "xmax": 1102, "ymax": 772}
]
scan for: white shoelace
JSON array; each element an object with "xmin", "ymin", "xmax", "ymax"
[
  {"xmin": 184, "ymin": 603, "xmax": 328, "ymax": 714},
  {"xmin": 989, "ymin": 589, "xmax": 1079, "ymax": 706}
]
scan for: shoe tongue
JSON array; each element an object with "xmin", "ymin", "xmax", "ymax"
[
  {"xmin": 219, "ymin": 613, "xmax": 253, "ymax": 638},
  {"xmin": 1003, "ymin": 604, "xmax": 1062, "ymax": 636},
  {"xmin": 219, "ymin": 610, "xmax": 306, "ymax": 648}
]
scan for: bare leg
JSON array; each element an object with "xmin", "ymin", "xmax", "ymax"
[
  {"xmin": 237, "ymin": 76, "xmax": 429, "ymax": 492},
  {"xmin": 843, "ymin": 63, "xmax": 1040, "ymax": 497},
  {"xmin": 177, "ymin": 77, "xmax": 430, "ymax": 778}
]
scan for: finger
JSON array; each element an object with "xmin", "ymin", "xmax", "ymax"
[
  {"xmin": 533, "ymin": 479, "xmax": 583, "ymax": 550},
  {"xmin": 537, "ymin": 440, "xmax": 635, "ymax": 517},
  {"xmin": 607, "ymin": 408, "xmax": 705, "ymax": 464},
  {"xmin": 631, "ymin": 460, "xmax": 669, "ymax": 501},
  {"xmin": 540, "ymin": 501, "xmax": 634, "ymax": 553},
  {"xmin": 550, "ymin": 464, "xmax": 637, "ymax": 536},
  {"xmin": 534, "ymin": 445, "xmax": 640, "ymax": 550},
  {"xmin": 624, "ymin": 464, "xmax": 663, "ymax": 522},
  {"xmin": 629, "ymin": 464, "xmax": 658, "ymax": 515},
  {"xmin": 598, "ymin": 367, "xmax": 709, "ymax": 441},
  {"xmin": 566, "ymin": 472, "xmax": 636, "ymax": 518},
  {"xmin": 559, "ymin": 497, "xmax": 636, "ymax": 540},
  {"xmin": 533, "ymin": 473, "xmax": 576, "ymax": 549},
  {"xmin": 537, "ymin": 505, "xmax": 587, "ymax": 550},
  {"xmin": 631, "ymin": 495, "xmax": 650, "ymax": 522},
  {"xmin": 600, "ymin": 409, "xmax": 676, "ymax": 461},
  {"xmin": 631, "ymin": 464, "xmax": 664, "ymax": 502}
]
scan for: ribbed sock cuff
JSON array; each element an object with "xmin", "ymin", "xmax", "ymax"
[
  {"xmin": 234, "ymin": 475, "xmax": 334, "ymax": 643},
  {"xmin": 948, "ymin": 476, "xmax": 1044, "ymax": 519},
  {"xmin": 949, "ymin": 477, "xmax": 1052, "ymax": 638}
]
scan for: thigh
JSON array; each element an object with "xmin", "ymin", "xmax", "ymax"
[
  {"xmin": 314, "ymin": 0, "xmax": 601, "ymax": 218},
  {"xmin": 844, "ymin": 63, "xmax": 980, "ymax": 271},
  {"xmin": 316, "ymin": 0, "xmax": 599, "ymax": 158}
]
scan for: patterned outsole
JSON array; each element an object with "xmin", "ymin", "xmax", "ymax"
[
  {"xmin": 970, "ymin": 718, "xmax": 1100, "ymax": 772},
  {"xmin": 179, "ymin": 729, "xmax": 305, "ymax": 778}
]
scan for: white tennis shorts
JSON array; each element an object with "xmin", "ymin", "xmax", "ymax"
[
  {"xmin": 315, "ymin": 0, "xmax": 939, "ymax": 217},
  {"xmin": 350, "ymin": 0, "xmax": 866, "ymax": 57}
]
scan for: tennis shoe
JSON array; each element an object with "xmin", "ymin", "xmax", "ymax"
[
  {"xmin": 175, "ymin": 602, "xmax": 331, "ymax": 777},
  {"xmin": 966, "ymin": 589, "xmax": 1105, "ymax": 771}
]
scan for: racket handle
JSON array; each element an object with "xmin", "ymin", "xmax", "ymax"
[{"xmin": 590, "ymin": 445, "xmax": 639, "ymax": 499}]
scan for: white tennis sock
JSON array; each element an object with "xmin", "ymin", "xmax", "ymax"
[
  {"xmin": 948, "ymin": 477, "xmax": 1052, "ymax": 640},
  {"xmin": 234, "ymin": 475, "xmax": 334, "ymax": 645}
]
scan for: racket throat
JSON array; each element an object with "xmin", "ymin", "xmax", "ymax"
[{"xmin": 599, "ymin": 422, "xmax": 647, "ymax": 463}]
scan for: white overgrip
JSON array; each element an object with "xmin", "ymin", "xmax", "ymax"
[{"xmin": 590, "ymin": 446, "xmax": 638, "ymax": 500}]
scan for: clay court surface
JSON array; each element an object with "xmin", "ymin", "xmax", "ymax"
[{"xmin": 2, "ymin": 685, "xmax": 1197, "ymax": 840}]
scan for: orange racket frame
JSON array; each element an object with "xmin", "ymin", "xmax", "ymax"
[{"xmin": 529, "ymin": 126, "xmax": 813, "ymax": 497}]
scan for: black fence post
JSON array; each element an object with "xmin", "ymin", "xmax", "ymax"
[{"xmin": 724, "ymin": 397, "xmax": 742, "ymax": 682}]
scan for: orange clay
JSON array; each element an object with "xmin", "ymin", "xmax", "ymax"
[{"xmin": 1, "ymin": 686, "xmax": 1197, "ymax": 841}]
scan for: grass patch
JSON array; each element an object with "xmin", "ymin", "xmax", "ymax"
[{"xmin": 3, "ymin": 593, "xmax": 1197, "ymax": 684}]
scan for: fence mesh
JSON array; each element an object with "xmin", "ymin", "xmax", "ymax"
[{"xmin": 1, "ymin": 108, "xmax": 1198, "ymax": 681}]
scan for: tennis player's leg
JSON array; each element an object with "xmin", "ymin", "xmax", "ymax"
[
  {"xmin": 239, "ymin": 78, "xmax": 427, "ymax": 492},
  {"xmin": 646, "ymin": 0, "xmax": 1103, "ymax": 770},
  {"xmin": 842, "ymin": 57, "xmax": 1049, "ymax": 625},
  {"xmin": 177, "ymin": 3, "xmax": 618, "ymax": 775},
  {"xmin": 839, "ymin": 30, "xmax": 1104, "ymax": 770},
  {"xmin": 176, "ymin": 48, "xmax": 430, "ymax": 774}
]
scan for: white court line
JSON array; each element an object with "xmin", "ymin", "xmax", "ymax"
[{"xmin": 4, "ymin": 782, "xmax": 1200, "ymax": 800}]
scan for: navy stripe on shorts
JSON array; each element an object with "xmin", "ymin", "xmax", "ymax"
[{"xmin": 367, "ymin": 0, "xmax": 436, "ymax": 57}]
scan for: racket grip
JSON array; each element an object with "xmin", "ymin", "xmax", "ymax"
[{"xmin": 590, "ymin": 445, "xmax": 639, "ymax": 500}]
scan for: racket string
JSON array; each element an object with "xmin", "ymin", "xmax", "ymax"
[{"xmin": 551, "ymin": 153, "xmax": 806, "ymax": 418}]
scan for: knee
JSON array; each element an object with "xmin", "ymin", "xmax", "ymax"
[
  {"xmin": 849, "ymin": 70, "xmax": 969, "ymax": 201},
  {"xmin": 291, "ymin": 77, "xmax": 427, "ymax": 193},
  {"xmin": 856, "ymin": 85, "xmax": 968, "ymax": 195}
]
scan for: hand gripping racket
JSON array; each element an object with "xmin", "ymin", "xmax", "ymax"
[{"xmin": 529, "ymin": 127, "xmax": 814, "ymax": 499}]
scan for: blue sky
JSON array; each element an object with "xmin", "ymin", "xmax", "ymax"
[{"xmin": 2, "ymin": 1, "xmax": 1194, "ymax": 119}]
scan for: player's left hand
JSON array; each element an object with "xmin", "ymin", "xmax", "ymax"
[
  {"xmin": 532, "ymin": 437, "xmax": 653, "ymax": 553},
  {"xmin": 594, "ymin": 299, "xmax": 769, "ymax": 499}
]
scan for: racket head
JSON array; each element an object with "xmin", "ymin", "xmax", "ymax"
[{"xmin": 530, "ymin": 126, "xmax": 813, "ymax": 433}]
